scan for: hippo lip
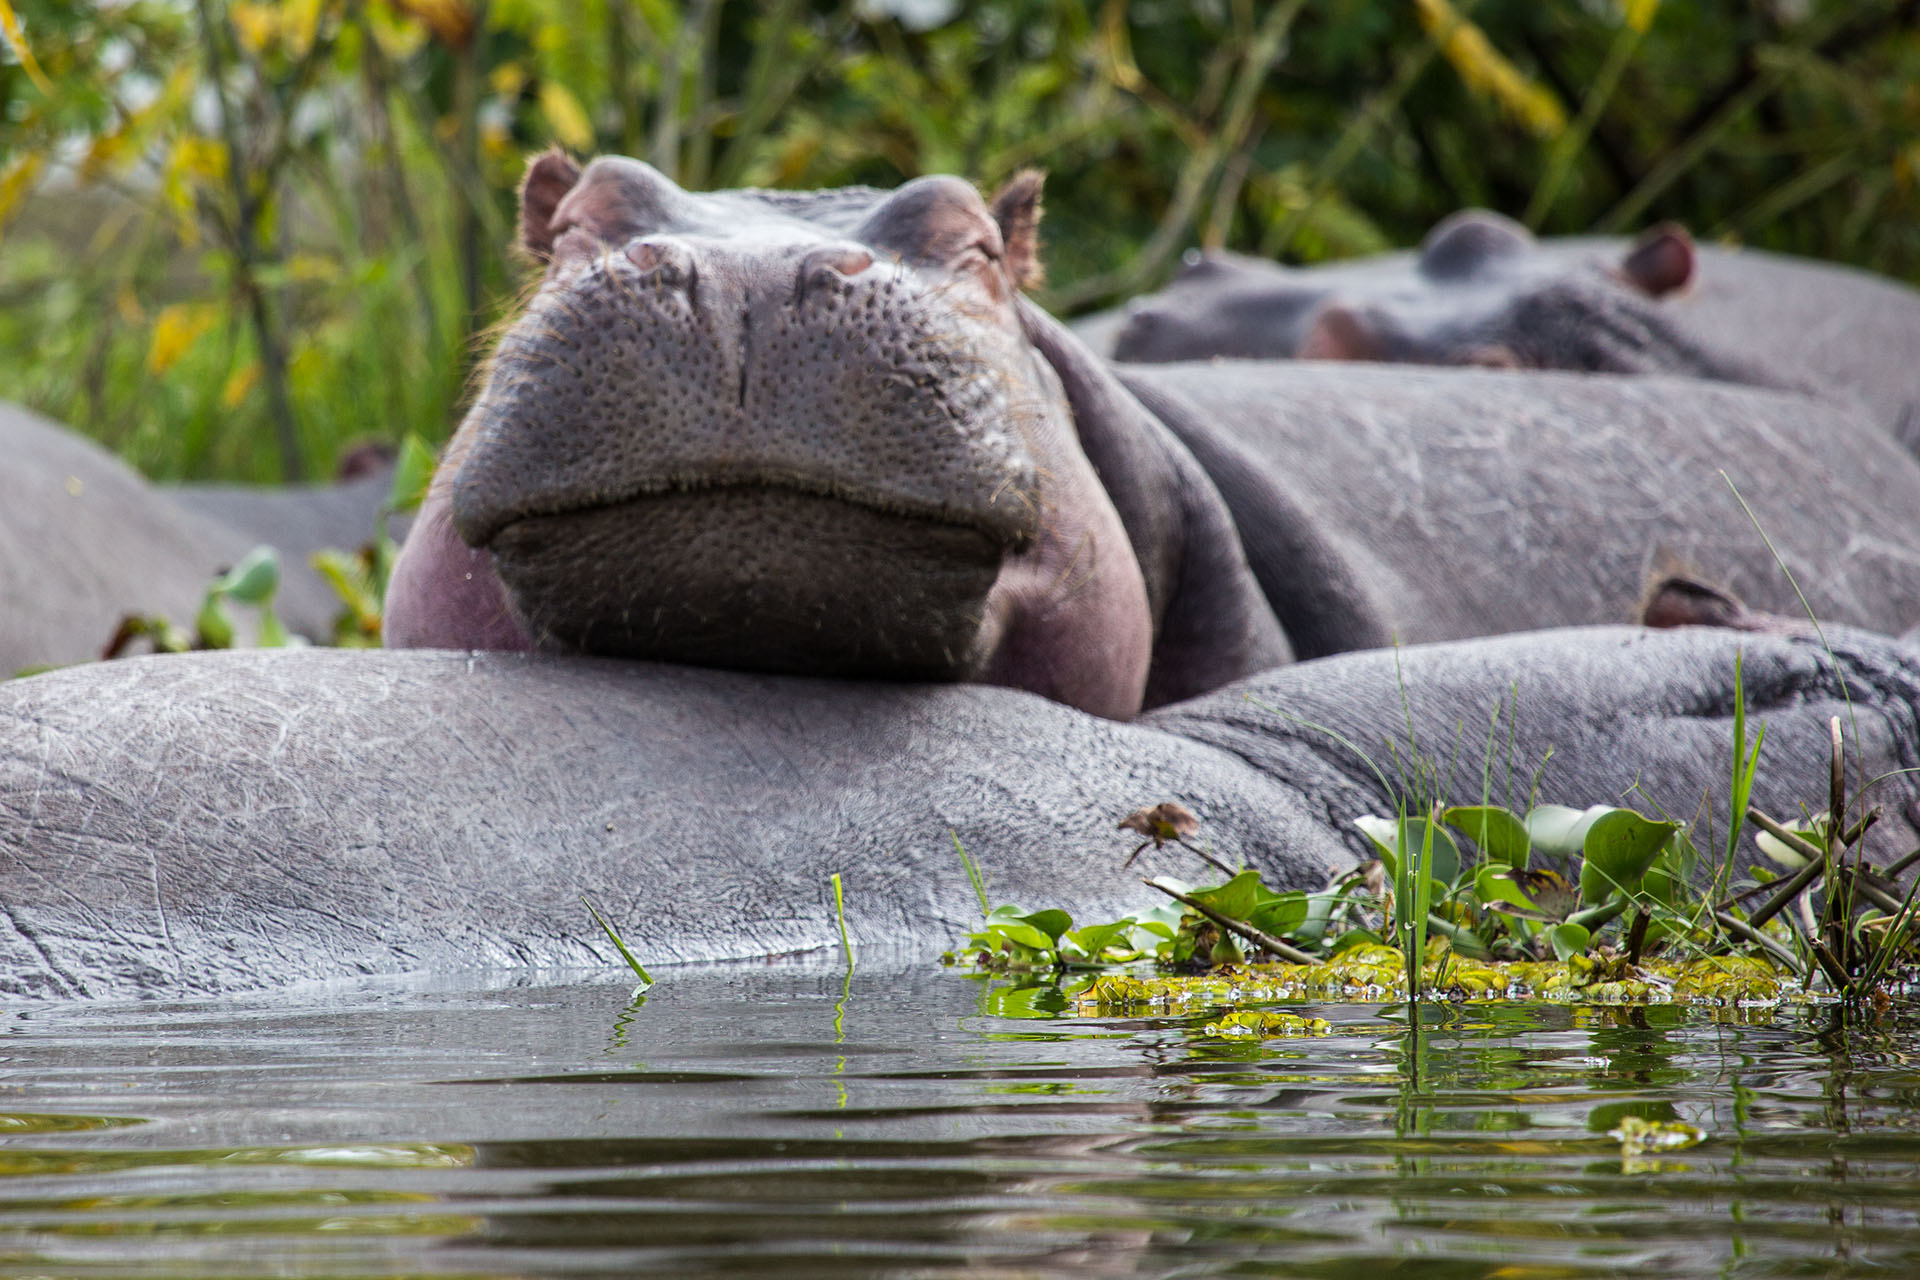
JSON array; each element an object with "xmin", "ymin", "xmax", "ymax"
[{"xmin": 458, "ymin": 469, "xmax": 1039, "ymax": 554}]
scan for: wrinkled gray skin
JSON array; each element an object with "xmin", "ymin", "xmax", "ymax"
[
  {"xmin": 2, "ymin": 624, "xmax": 1914, "ymax": 1000},
  {"xmin": 1115, "ymin": 361, "xmax": 1920, "ymax": 652},
  {"xmin": 384, "ymin": 162, "xmax": 1920, "ymax": 713},
  {"xmin": 0, "ymin": 404, "xmax": 380, "ymax": 673},
  {"xmin": 1092, "ymin": 210, "xmax": 1920, "ymax": 434}
]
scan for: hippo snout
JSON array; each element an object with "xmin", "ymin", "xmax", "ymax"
[{"xmin": 441, "ymin": 224, "xmax": 1054, "ymax": 678}]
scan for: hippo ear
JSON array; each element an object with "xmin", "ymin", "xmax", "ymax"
[
  {"xmin": 1640, "ymin": 573, "xmax": 1749, "ymax": 630},
  {"xmin": 1419, "ymin": 209, "xmax": 1532, "ymax": 280},
  {"xmin": 519, "ymin": 149, "xmax": 584, "ymax": 262},
  {"xmin": 989, "ymin": 169, "xmax": 1046, "ymax": 292},
  {"xmin": 1297, "ymin": 302, "xmax": 1381, "ymax": 362},
  {"xmin": 1618, "ymin": 223, "xmax": 1695, "ymax": 297}
]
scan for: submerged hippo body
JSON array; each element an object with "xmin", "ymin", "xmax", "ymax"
[
  {"xmin": 1, "ymin": 624, "xmax": 1914, "ymax": 999},
  {"xmin": 1096, "ymin": 212, "xmax": 1920, "ymax": 434},
  {"xmin": 388, "ymin": 159, "xmax": 1920, "ymax": 710}
]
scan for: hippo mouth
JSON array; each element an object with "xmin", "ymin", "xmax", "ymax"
[
  {"xmin": 479, "ymin": 480, "xmax": 1024, "ymax": 679},
  {"xmin": 459, "ymin": 468, "xmax": 1039, "ymax": 553}
]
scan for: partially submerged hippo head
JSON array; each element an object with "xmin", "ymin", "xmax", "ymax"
[
  {"xmin": 1114, "ymin": 210, "xmax": 1781, "ymax": 385},
  {"xmin": 387, "ymin": 155, "xmax": 1279, "ymax": 719}
]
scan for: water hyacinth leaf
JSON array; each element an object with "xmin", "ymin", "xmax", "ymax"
[
  {"xmin": 1249, "ymin": 891, "xmax": 1308, "ymax": 939},
  {"xmin": 1755, "ymin": 815, "xmax": 1825, "ymax": 869},
  {"xmin": 255, "ymin": 608, "xmax": 292, "ymax": 648},
  {"xmin": 214, "ymin": 546, "xmax": 280, "ymax": 604},
  {"xmin": 1354, "ymin": 814, "xmax": 1399, "ymax": 862},
  {"xmin": 1549, "ymin": 920, "xmax": 1592, "ymax": 960},
  {"xmin": 1578, "ymin": 810, "xmax": 1681, "ymax": 904},
  {"xmin": 195, "ymin": 594, "xmax": 235, "ymax": 649},
  {"xmin": 1353, "ymin": 816, "xmax": 1462, "ymax": 884},
  {"xmin": 977, "ymin": 905, "xmax": 1060, "ymax": 953},
  {"xmin": 1402, "ymin": 818, "xmax": 1461, "ymax": 886},
  {"xmin": 1525, "ymin": 804, "xmax": 1607, "ymax": 857},
  {"xmin": 1292, "ymin": 890, "xmax": 1343, "ymax": 947},
  {"xmin": 387, "ymin": 434, "xmax": 438, "ymax": 515},
  {"xmin": 1640, "ymin": 845, "xmax": 1691, "ymax": 909},
  {"xmin": 1063, "ymin": 920, "xmax": 1133, "ymax": 963},
  {"xmin": 1191, "ymin": 869, "xmax": 1264, "ymax": 921},
  {"xmin": 1013, "ymin": 908, "xmax": 1074, "ymax": 949},
  {"xmin": 1474, "ymin": 864, "xmax": 1546, "ymax": 915},
  {"xmin": 1443, "ymin": 805, "xmax": 1530, "ymax": 869}
]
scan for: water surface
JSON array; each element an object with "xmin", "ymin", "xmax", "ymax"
[{"xmin": 0, "ymin": 958, "xmax": 1914, "ymax": 1276}]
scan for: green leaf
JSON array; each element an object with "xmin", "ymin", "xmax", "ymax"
[
  {"xmin": 1016, "ymin": 909, "xmax": 1074, "ymax": 948},
  {"xmin": 1063, "ymin": 919, "xmax": 1132, "ymax": 962},
  {"xmin": 214, "ymin": 545, "xmax": 280, "ymax": 604},
  {"xmin": 387, "ymin": 433, "xmax": 437, "ymax": 514},
  {"xmin": 1248, "ymin": 891, "xmax": 1308, "ymax": 938},
  {"xmin": 255, "ymin": 607, "xmax": 291, "ymax": 648},
  {"xmin": 1474, "ymin": 864, "xmax": 1545, "ymax": 914},
  {"xmin": 312, "ymin": 548, "xmax": 380, "ymax": 627},
  {"xmin": 1403, "ymin": 818, "xmax": 1460, "ymax": 886},
  {"xmin": 1525, "ymin": 804, "xmax": 1606, "ymax": 857},
  {"xmin": 1191, "ymin": 869, "xmax": 1264, "ymax": 921},
  {"xmin": 1578, "ymin": 810, "xmax": 1682, "ymax": 904},
  {"xmin": 1548, "ymin": 921, "xmax": 1592, "ymax": 960},
  {"xmin": 1356, "ymin": 817, "xmax": 1462, "ymax": 885},
  {"xmin": 195, "ymin": 593, "xmax": 235, "ymax": 649},
  {"xmin": 1353, "ymin": 814, "xmax": 1398, "ymax": 862},
  {"xmin": 1443, "ymin": 805, "xmax": 1530, "ymax": 869}
]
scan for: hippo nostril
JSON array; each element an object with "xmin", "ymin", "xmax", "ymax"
[
  {"xmin": 624, "ymin": 237, "xmax": 694, "ymax": 287},
  {"xmin": 807, "ymin": 246, "xmax": 874, "ymax": 278},
  {"xmin": 795, "ymin": 245, "xmax": 874, "ymax": 303}
]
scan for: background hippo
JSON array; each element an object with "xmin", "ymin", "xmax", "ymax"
[
  {"xmin": 1, "ymin": 624, "xmax": 1913, "ymax": 1000},
  {"xmin": 1090, "ymin": 211, "xmax": 1920, "ymax": 437},
  {"xmin": 0, "ymin": 404, "xmax": 383, "ymax": 674},
  {"xmin": 388, "ymin": 159, "xmax": 1920, "ymax": 718}
]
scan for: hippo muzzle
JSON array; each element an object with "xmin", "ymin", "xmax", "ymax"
[{"xmin": 449, "ymin": 226, "xmax": 1046, "ymax": 679}]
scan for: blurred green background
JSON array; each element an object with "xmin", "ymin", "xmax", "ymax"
[{"xmin": 1, "ymin": 0, "xmax": 1915, "ymax": 483}]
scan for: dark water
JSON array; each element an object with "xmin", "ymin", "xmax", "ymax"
[{"xmin": 0, "ymin": 958, "xmax": 1916, "ymax": 1277}]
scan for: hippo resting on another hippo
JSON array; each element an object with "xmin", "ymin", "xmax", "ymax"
[
  {"xmin": 388, "ymin": 154, "xmax": 1920, "ymax": 718},
  {"xmin": 2, "ymin": 626, "xmax": 1917, "ymax": 1000},
  {"xmin": 1091, "ymin": 210, "xmax": 1920, "ymax": 439},
  {"xmin": 6, "ymin": 160, "xmax": 1920, "ymax": 1001}
]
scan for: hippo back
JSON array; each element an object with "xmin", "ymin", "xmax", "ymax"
[
  {"xmin": 0, "ymin": 404, "xmax": 240, "ymax": 674},
  {"xmin": 1119, "ymin": 362, "xmax": 1920, "ymax": 647}
]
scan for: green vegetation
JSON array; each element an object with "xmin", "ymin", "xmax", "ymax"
[
  {"xmin": 948, "ymin": 672, "xmax": 1920, "ymax": 1009},
  {"xmin": 1, "ymin": 2, "xmax": 1914, "ymax": 481}
]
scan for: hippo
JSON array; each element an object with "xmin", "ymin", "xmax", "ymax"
[
  {"xmin": 1093, "ymin": 211, "xmax": 1920, "ymax": 436},
  {"xmin": 1, "ymin": 623, "xmax": 1914, "ymax": 1000},
  {"xmin": 387, "ymin": 156, "xmax": 1920, "ymax": 720},
  {"xmin": 6, "ymin": 162, "xmax": 1918, "ymax": 1001},
  {"xmin": 0, "ymin": 404, "xmax": 391, "ymax": 675}
]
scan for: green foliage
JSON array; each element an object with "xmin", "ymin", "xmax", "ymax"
[
  {"xmin": 0, "ymin": 1, "xmax": 1913, "ymax": 481},
  {"xmin": 97, "ymin": 543, "xmax": 292, "ymax": 661}
]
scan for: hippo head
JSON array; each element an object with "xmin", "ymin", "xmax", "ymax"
[
  {"xmin": 387, "ymin": 154, "xmax": 1162, "ymax": 719},
  {"xmin": 1296, "ymin": 211, "xmax": 1723, "ymax": 375},
  {"xmin": 1112, "ymin": 210, "xmax": 1786, "ymax": 386}
]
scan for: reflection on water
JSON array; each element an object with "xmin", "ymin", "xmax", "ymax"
[{"xmin": 0, "ymin": 959, "xmax": 1914, "ymax": 1276}]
